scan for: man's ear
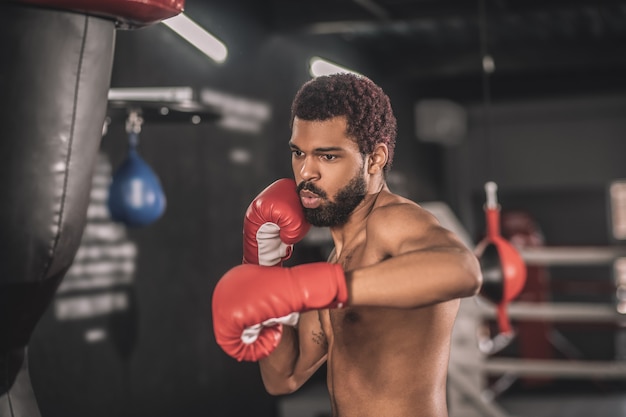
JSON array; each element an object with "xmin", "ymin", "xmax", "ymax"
[{"xmin": 368, "ymin": 143, "xmax": 388, "ymax": 174}]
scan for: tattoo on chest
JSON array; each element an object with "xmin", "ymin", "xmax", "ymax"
[
  {"xmin": 311, "ymin": 330, "xmax": 328, "ymax": 349},
  {"xmin": 343, "ymin": 252, "xmax": 354, "ymax": 267},
  {"xmin": 336, "ymin": 249, "xmax": 355, "ymax": 269},
  {"xmin": 330, "ymin": 248, "xmax": 355, "ymax": 268}
]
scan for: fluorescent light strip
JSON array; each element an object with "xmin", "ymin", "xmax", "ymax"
[
  {"xmin": 309, "ymin": 57, "xmax": 360, "ymax": 77},
  {"xmin": 162, "ymin": 13, "xmax": 228, "ymax": 64},
  {"xmin": 108, "ymin": 87, "xmax": 194, "ymax": 102}
]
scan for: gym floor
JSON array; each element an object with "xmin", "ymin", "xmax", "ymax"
[
  {"xmin": 500, "ymin": 393, "xmax": 626, "ymax": 417},
  {"xmin": 278, "ymin": 381, "xmax": 626, "ymax": 417}
]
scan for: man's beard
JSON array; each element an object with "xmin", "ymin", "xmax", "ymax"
[{"xmin": 297, "ymin": 173, "xmax": 367, "ymax": 227}]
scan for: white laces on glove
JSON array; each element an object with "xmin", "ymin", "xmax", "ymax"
[
  {"xmin": 256, "ymin": 223, "xmax": 292, "ymax": 266},
  {"xmin": 241, "ymin": 312, "xmax": 300, "ymax": 344}
]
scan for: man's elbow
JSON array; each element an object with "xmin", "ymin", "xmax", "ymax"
[
  {"xmin": 262, "ymin": 378, "xmax": 299, "ymax": 396},
  {"xmin": 461, "ymin": 252, "xmax": 483, "ymax": 297}
]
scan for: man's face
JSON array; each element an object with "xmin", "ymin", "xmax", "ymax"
[{"xmin": 290, "ymin": 116, "xmax": 368, "ymax": 227}]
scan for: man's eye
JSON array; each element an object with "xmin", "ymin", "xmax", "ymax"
[
  {"xmin": 322, "ymin": 155, "xmax": 337, "ymax": 161},
  {"xmin": 292, "ymin": 150, "xmax": 304, "ymax": 157}
]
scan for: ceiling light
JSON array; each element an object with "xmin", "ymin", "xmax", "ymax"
[
  {"xmin": 309, "ymin": 57, "xmax": 360, "ymax": 77},
  {"xmin": 162, "ymin": 13, "xmax": 227, "ymax": 64},
  {"xmin": 108, "ymin": 87, "xmax": 194, "ymax": 102}
]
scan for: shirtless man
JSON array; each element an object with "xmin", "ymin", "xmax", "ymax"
[{"xmin": 212, "ymin": 73, "xmax": 482, "ymax": 417}]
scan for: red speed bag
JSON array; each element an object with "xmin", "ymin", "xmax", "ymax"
[{"xmin": 475, "ymin": 182, "xmax": 527, "ymax": 334}]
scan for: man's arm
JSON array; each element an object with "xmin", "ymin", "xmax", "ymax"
[
  {"xmin": 346, "ymin": 203, "xmax": 482, "ymax": 308},
  {"xmin": 259, "ymin": 310, "xmax": 328, "ymax": 395},
  {"xmin": 211, "ymin": 203, "xmax": 479, "ymax": 365}
]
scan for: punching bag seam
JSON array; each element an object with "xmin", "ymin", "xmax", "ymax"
[{"xmin": 41, "ymin": 14, "xmax": 90, "ymax": 280}]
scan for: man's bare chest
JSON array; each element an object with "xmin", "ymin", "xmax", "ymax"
[{"xmin": 331, "ymin": 239, "xmax": 382, "ymax": 272}]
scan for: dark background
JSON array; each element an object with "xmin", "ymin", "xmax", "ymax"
[{"xmin": 27, "ymin": 1, "xmax": 626, "ymax": 416}]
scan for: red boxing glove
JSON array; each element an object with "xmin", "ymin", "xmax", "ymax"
[
  {"xmin": 212, "ymin": 263, "xmax": 348, "ymax": 362},
  {"xmin": 243, "ymin": 179, "xmax": 311, "ymax": 266}
]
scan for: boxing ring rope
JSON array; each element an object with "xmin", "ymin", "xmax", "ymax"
[
  {"xmin": 471, "ymin": 358, "xmax": 626, "ymax": 379},
  {"xmin": 520, "ymin": 246, "xmax": 626, "ymax": 266},
  {"xmin": 478, "ymin": 300, "xmax": 625, "ymax": 322}
]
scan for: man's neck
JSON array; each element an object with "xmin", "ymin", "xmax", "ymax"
[{"xmin": 329, "ymin": 182, "xmax": 388, "ymax": 257}]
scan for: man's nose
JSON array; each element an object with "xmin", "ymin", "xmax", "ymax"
[{"xmin": 298, "ymin": 157, "xmax": 319, "ymax": 182}]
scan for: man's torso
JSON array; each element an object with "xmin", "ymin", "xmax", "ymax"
[{"xmin": 319, "ymin": 193, "xmax": 459, "ymax": 417}]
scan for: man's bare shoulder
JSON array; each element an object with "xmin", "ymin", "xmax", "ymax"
[
  {"xmin": 365, "ymin": 190, "xmax": 457, "ymax": 256},
  {"xmin": 369, "ymin": 191, "xmax": 438, "ymax": 230}
]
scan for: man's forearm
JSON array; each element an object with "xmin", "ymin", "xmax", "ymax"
[
  {"xmin": 258, "ymin": 311, "xmax": 328, "ymax": 396},
  {"xmin": 258, "ymin": 325, "xmax": 301, "ymax": 395}
]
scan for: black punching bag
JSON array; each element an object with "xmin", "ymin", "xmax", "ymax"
[{"xmin": 0, "ymin": 3, "xmax": 115, "ymax": 416}]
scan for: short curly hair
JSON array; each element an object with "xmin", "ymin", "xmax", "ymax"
[{"xmin": 290, "ymin": 73, "xmax": 397, "ymax": 172}]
